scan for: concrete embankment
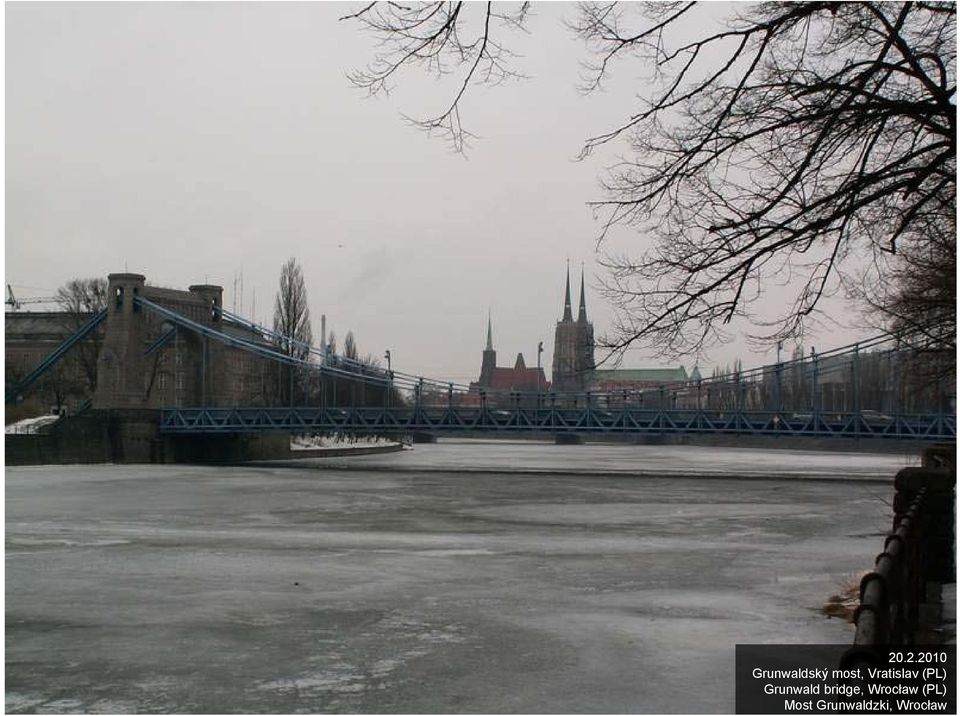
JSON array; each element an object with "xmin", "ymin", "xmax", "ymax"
[{"xmin": 4, "ymin": 411, "xmax": 401, "ymax": 465}]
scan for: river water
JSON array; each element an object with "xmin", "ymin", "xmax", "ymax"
[{"xmin": 5, "ymin": 440, "xmax": 918, "ymax": 713}]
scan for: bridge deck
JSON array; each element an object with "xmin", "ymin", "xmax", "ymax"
[{"xmin": 160, "ymin": 406, "xmax": 956, "ymax": 440}]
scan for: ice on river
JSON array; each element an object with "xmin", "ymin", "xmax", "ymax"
[{"xmin": 6, "ymin": 441, "xmax": 913, "ymax": 713}]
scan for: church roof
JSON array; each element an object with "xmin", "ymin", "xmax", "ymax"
[
  {"xmin": 591, "ymin": 367, "xmax": 689, "ymax": 383},
  {"xmin": 488, "ymin": 366, "xmax": 549, "ymax": 392}
]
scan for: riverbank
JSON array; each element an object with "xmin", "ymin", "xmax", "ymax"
[{"xmin": 4, "ymin": 411, "xmax": 407, "ymax": 465}]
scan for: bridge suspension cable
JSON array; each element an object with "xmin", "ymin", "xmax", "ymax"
[
  {"xmin": 138, "ymin": 296, "xmax": 928, "ymax": 405},
  {"xmin": 5, "ymin": 309, "xmax": 107, "ymax": 403}
]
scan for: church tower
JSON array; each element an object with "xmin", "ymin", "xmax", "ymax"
[
  {"xmin": 577, "ymin": 266, "xmax": 595, "ymax": 374},
  {"xmin": 552, "ymin": 264, "xmax": 594, "ymax": 393},
  {"xmin": 479, "ymin": 311, "xmax": 496, "ymax": 387}
]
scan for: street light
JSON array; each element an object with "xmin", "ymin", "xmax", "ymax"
[
  {"xmin": 384, "ymin": 350, "xmax": 392, "ymax": 409},
  {"xmin": 775, "ymin": 339, "xmax": 784, "ymax": 414},
  {"xmin": 537, "ymin": 341, "xmax": 543, "ymax": 408}
]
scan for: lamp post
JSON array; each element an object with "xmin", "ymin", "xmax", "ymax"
[
  {"xmin": 384, "ymin": 350, "xmax": 392, "ymax": 409},
  {"xmin": 775, "ymin": 340, "xmax": 783, "ymax": 414},
  {"xmin": 537, "ymin": 341, "xmax": 543, "ymax": 409}
]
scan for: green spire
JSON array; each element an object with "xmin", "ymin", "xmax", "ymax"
[
  {"xmin": 562, "ymin": 261, "xmax": 573, "ymax": 321},
  {"xmin": 486, "ymin": 310, "xmax": 493, "ymax": 351}
]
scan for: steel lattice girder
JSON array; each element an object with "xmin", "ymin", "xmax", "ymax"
[{"xmin": 158, "ymin": 407, "xmax": 956, "ymax": 440}]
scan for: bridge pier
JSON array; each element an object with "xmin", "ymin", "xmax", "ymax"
[
  {"xmin": 410, "ymin": 432, "xmax": 437, "ymax": 444},
  {"xmin": 166, "ymin": 432, "xmax": 291, "ymax": 463},
  {"xmin": 554, "ymin": 433, "xmax": 582, "ymax": 445}
]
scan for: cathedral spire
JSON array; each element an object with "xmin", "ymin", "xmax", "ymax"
[
  {"xmin": 562, "ymin": 261, "xmax": 573, "ymax": 321},
  {"xmin": 479, "ymin": 309, "xmax": 496, "ymax": 387},
  {"xmin": 578, "ymin": 264, "xmax": 587, "ymax": 323}
]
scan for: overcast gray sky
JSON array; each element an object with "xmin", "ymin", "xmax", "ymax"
[{"xmin": 6, "ymin": 2, "xmax": 874, "ymax": 382}]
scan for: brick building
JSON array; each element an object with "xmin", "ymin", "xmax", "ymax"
[
  {"xmin": 94, "ymin": 273, "xmax": 280, "ymax": 409},
  {"xmin": 5, "ymin": 311, "xmax": 103, "ymax": 416},
  {"xmin": 550, "ymin": 266, "xmax": 692, "ymax": 402},
  {"xmin": 466, "ymin": 314, "xmax": 549, "ymax": 405},
  {"xmin": 6, "ymin": 273, "xmax": 282, "ymax": 419},
  {"xmin": 551, "ymin": 266, "xmax": 595, "ymax": 393}
]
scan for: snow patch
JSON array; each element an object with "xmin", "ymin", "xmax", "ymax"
[
  {"xmin": 290, "ymin": 433, "xmax": 400, "ymax": 451},
  {"xmin": 6, "ymin": 415, "xmax": 61, "ymax": 434}
]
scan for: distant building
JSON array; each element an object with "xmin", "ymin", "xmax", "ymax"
[
  {"xmin": 6, "ymin": 273, "xmax": 283, "ymax": 418},
  {"xmin": 5, "ymin": 311, "xmax": 103, "ymax": 416},
  {"xmin": 549, "ymin": 266, "xmax": 691, "ymax": 402},
  {"xmin": 590, "ymin": 367, "xmax": 689, "ymax": 392},
  {"xmin": 468, "ymin": 314, "xmax": 549, "ymax": 402},
  {"xmin": 551, "ymin": 265, "xmax": 595, "ymax": 393},
  {"xmin": 94, "ymin": 275, "xmax": 279, "ymax": 409},
  {"xmin": 758, "ymin": 345, "xmax": 951, "ymax": 415}
]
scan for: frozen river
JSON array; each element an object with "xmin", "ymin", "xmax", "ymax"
[{"xmin": 6, "ymin": 441, "xmax": 918, "ymax": 713}]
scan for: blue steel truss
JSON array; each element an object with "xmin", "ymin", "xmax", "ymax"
[
  {"xmin": 144, "ymin": 325, "xmax": 177, "ymax": 356},
  {"xmin": 9, "ymin": 293, "xmax": 953, "ymax": 443},
  {"xmin": 131, "ymin": 296, "xmax": 954, "ymax": 441},
  {"xmin": 160, "ymin": 406, "xmax": 956, "ymax": 441}
]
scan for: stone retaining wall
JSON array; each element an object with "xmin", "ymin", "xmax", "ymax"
[{"xmin": 5, "ymin": 411, "xmax": 293, "ymax": 465}]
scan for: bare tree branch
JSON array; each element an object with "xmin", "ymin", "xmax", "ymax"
[
  {"xmin": 344, "ymin": 1, "xmax": 956, "ymax": 360},
  {"xmin": 343, "ymin": 1, "xmax": 531, "ymax": 152},
  {"xmin": 273, "ymin": 257, "xmax": 313, "ymax": 404}
]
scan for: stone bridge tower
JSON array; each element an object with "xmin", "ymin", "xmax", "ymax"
[
  {"xmin": 93, "ymin": 273, "xmax": 229, "ymax": 409},
  {"xmin": 94, "ymin": 273, "xmax": 147, "ymax": 409}
]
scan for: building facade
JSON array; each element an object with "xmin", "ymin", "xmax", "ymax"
[
  {"xmin": 5, "ymin": 311, "xmax": 104, "ymax": 417},
  {"xmin": 6, "ymin": 272, "xmax": 284, "ymax": 419},
  {"xmin": 551, "ymin": 266, "xmax": 595, "ymax": 393},
  {"xmin": 468, "ymin": 313, "xmax": 549, "ymax": 403},
  {"xmin": 549, "ymin": 266, "xmax": 692, "ymax": 402},
  {"xmin": 94, "ymin": 273, "xmax": 282, "ymax": 409}
]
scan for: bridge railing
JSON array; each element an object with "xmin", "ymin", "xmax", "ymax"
[
  {"xmin": 158, "ymin": 405, "xmax": 956, "ymax": 440},
  {"xmin": 135, "ymin": 297, "xmax": 955, "ymax": 419},
  {"xmin": 846, "ymin": 448, "xmax": 955, "ymax": 647}
]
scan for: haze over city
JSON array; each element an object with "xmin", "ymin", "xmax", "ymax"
[
  {"xmin": 7, "ymin": 2, "xmax": 878, "ymax": 382},
  {"xmin": 6, "ymin": 3, "xmax": 955, "ymax": 714}
]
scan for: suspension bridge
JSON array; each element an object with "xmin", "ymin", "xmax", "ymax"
[{"xmin": 5, "ymin": 272, "xmax": 956, "ymax": 442}]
